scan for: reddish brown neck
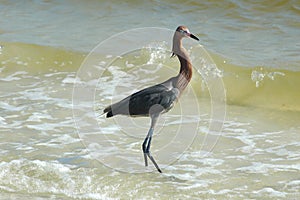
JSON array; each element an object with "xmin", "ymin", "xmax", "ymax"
[
  {"xmin": 172, "ymin": 32, "xmax": 193, "ymax": 92},
  {"xmin": 175, "ymin": 55, "xmax": 193, "ymax": 92}
]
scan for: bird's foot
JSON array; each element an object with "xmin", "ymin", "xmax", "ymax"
[
  {"xmin": 144, "ymin": 151, "xmax": 162, "ymax": 173},
  {"xmin": 142, "ymin": 136, "xmax": 162, "ymax": 173}
]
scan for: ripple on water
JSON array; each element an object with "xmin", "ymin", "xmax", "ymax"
[
  {"xmin": 0, "ymin": 159, "xmax": 117, "ymax": 199},
  {"xmin": 237, "ymin": 162, "xmax": 300, "ymax": 174}
]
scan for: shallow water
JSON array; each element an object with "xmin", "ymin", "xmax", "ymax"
[
  {"xmin": 1, "ymin": 0, "xmax": 300, "ymax": 68},
  {"xmin": 1, "ymin": 0, "xmax": 300, "ymax": 199}
]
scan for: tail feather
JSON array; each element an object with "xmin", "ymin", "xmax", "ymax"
[
  {"xmin": 103, "ymin": 106, "xmax": 113, "ymax": 118},
  {"xmin": 103, "ymin": 95, "xmax": 131, "ymax": 118}
]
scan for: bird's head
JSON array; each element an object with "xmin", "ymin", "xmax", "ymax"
[
  {"xmin": 171, "ymin": 26, "xmax": 199, "ymax": 58},
  {"xmin": 175, "ymin": 26, "xmax": 199, "ymax": 41}
]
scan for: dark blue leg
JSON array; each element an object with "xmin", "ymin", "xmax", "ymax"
[
  {"xmin": 141, "ymin": 114, "xmax": 162, "ymax": 173},
  {"xmin": 142, "ymin": 136, "xmax": 150, "ymax": 166}
]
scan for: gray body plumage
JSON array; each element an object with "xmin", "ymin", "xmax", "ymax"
[{"xmin": 104, "ymin": 77, "xmax": 180, "ymax": 118}]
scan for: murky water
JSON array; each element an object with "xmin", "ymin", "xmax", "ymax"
[{"xmin": 0, "ymin": 0, "xmax": 299, "ymax": 199}]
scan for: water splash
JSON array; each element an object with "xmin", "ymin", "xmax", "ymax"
[
  {"xmin": 251, "ymin": 69, "xmax": 285, "ymax": 87},
  {"xmin": 196, "ymin": 57, "xmax": 223, "ymax": 79},
  {"xmin": 143, "ymin": 41, "xmax": 169, "ymax": 65}
]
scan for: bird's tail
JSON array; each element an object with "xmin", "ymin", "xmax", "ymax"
[
  {"xmin": 103, "ymin": 106, "xmax": 113, "ymax": 118},
  {"xmin": 94, "ymin": 106, "xmax": 110, "ymax": 118}
]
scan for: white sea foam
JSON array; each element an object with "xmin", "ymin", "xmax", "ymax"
[
  {"xmin": 237, "ymin": 162, "xmax": 300, "ymax": 173},
  {"xmin": 0, "ymin": 159, "xmax": 116, "ymax": 199},
  {"xmin": 253, "ymin": 187, "xmax": 287, "ymax": 198}
]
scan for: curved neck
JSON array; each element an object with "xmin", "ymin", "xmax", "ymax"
[
  {"xmin": 172, "ymin": 35, "xmax": 193, "ymax": 92},
  {"xmin": 178, "ymin": 54, "xmax": 192, "ymax": 81}
]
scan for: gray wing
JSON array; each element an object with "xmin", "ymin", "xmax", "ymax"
[{"xmin": 103, "ymin": 83, "xmax": 179, "ymax": 118}]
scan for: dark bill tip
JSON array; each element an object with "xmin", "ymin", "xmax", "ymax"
[{"xmin": 190, "ymin": 33, "xmax": 199, "ymax": 41}]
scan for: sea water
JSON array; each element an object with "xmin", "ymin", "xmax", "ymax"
[{"xmin": 0, "ymin": 1, "xmax": 299, "ymax": 199}]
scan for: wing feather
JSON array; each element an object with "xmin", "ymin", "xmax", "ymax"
[{"xmin": 103, "ymin": 83, "xmax": 179, "ymax": 118}]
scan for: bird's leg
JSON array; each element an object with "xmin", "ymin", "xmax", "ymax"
[
  {"xmin": 141, "ymin": 114, "xmax": 162, "ymax": 173},
  {"xmin": 142, "ymin": 133, "xmax": 151, "ymax": 167},
  {"xmin": 146, "ymin": 139, "xmax": 162, "ymax": 173}
]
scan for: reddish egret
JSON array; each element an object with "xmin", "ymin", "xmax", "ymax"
[{"xmin": 103, "ymin": 26, "xmax": 199, "ymax": 173}]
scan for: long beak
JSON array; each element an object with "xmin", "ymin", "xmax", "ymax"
[{"xmin": 189, "ymin": 33, "xmax": 199, "ymax": 41}]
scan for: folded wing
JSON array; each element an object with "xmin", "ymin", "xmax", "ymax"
[{"xmin": 103, "ymin": 84, "xmax": 179, "ymax": 118}]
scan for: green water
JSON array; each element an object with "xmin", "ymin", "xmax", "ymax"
[{"xmin": 1, "ymin": 0, "xmax": 300, "ymax": 199}]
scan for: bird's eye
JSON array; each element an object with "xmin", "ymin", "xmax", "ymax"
[{"xmin": 179, "ymin": 30, "xmax": 187, "ymax": 35}]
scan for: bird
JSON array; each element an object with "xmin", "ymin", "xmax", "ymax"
[{"xmin": 103, "ymin": 26, "xmax": 199, "ymax": 173}]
